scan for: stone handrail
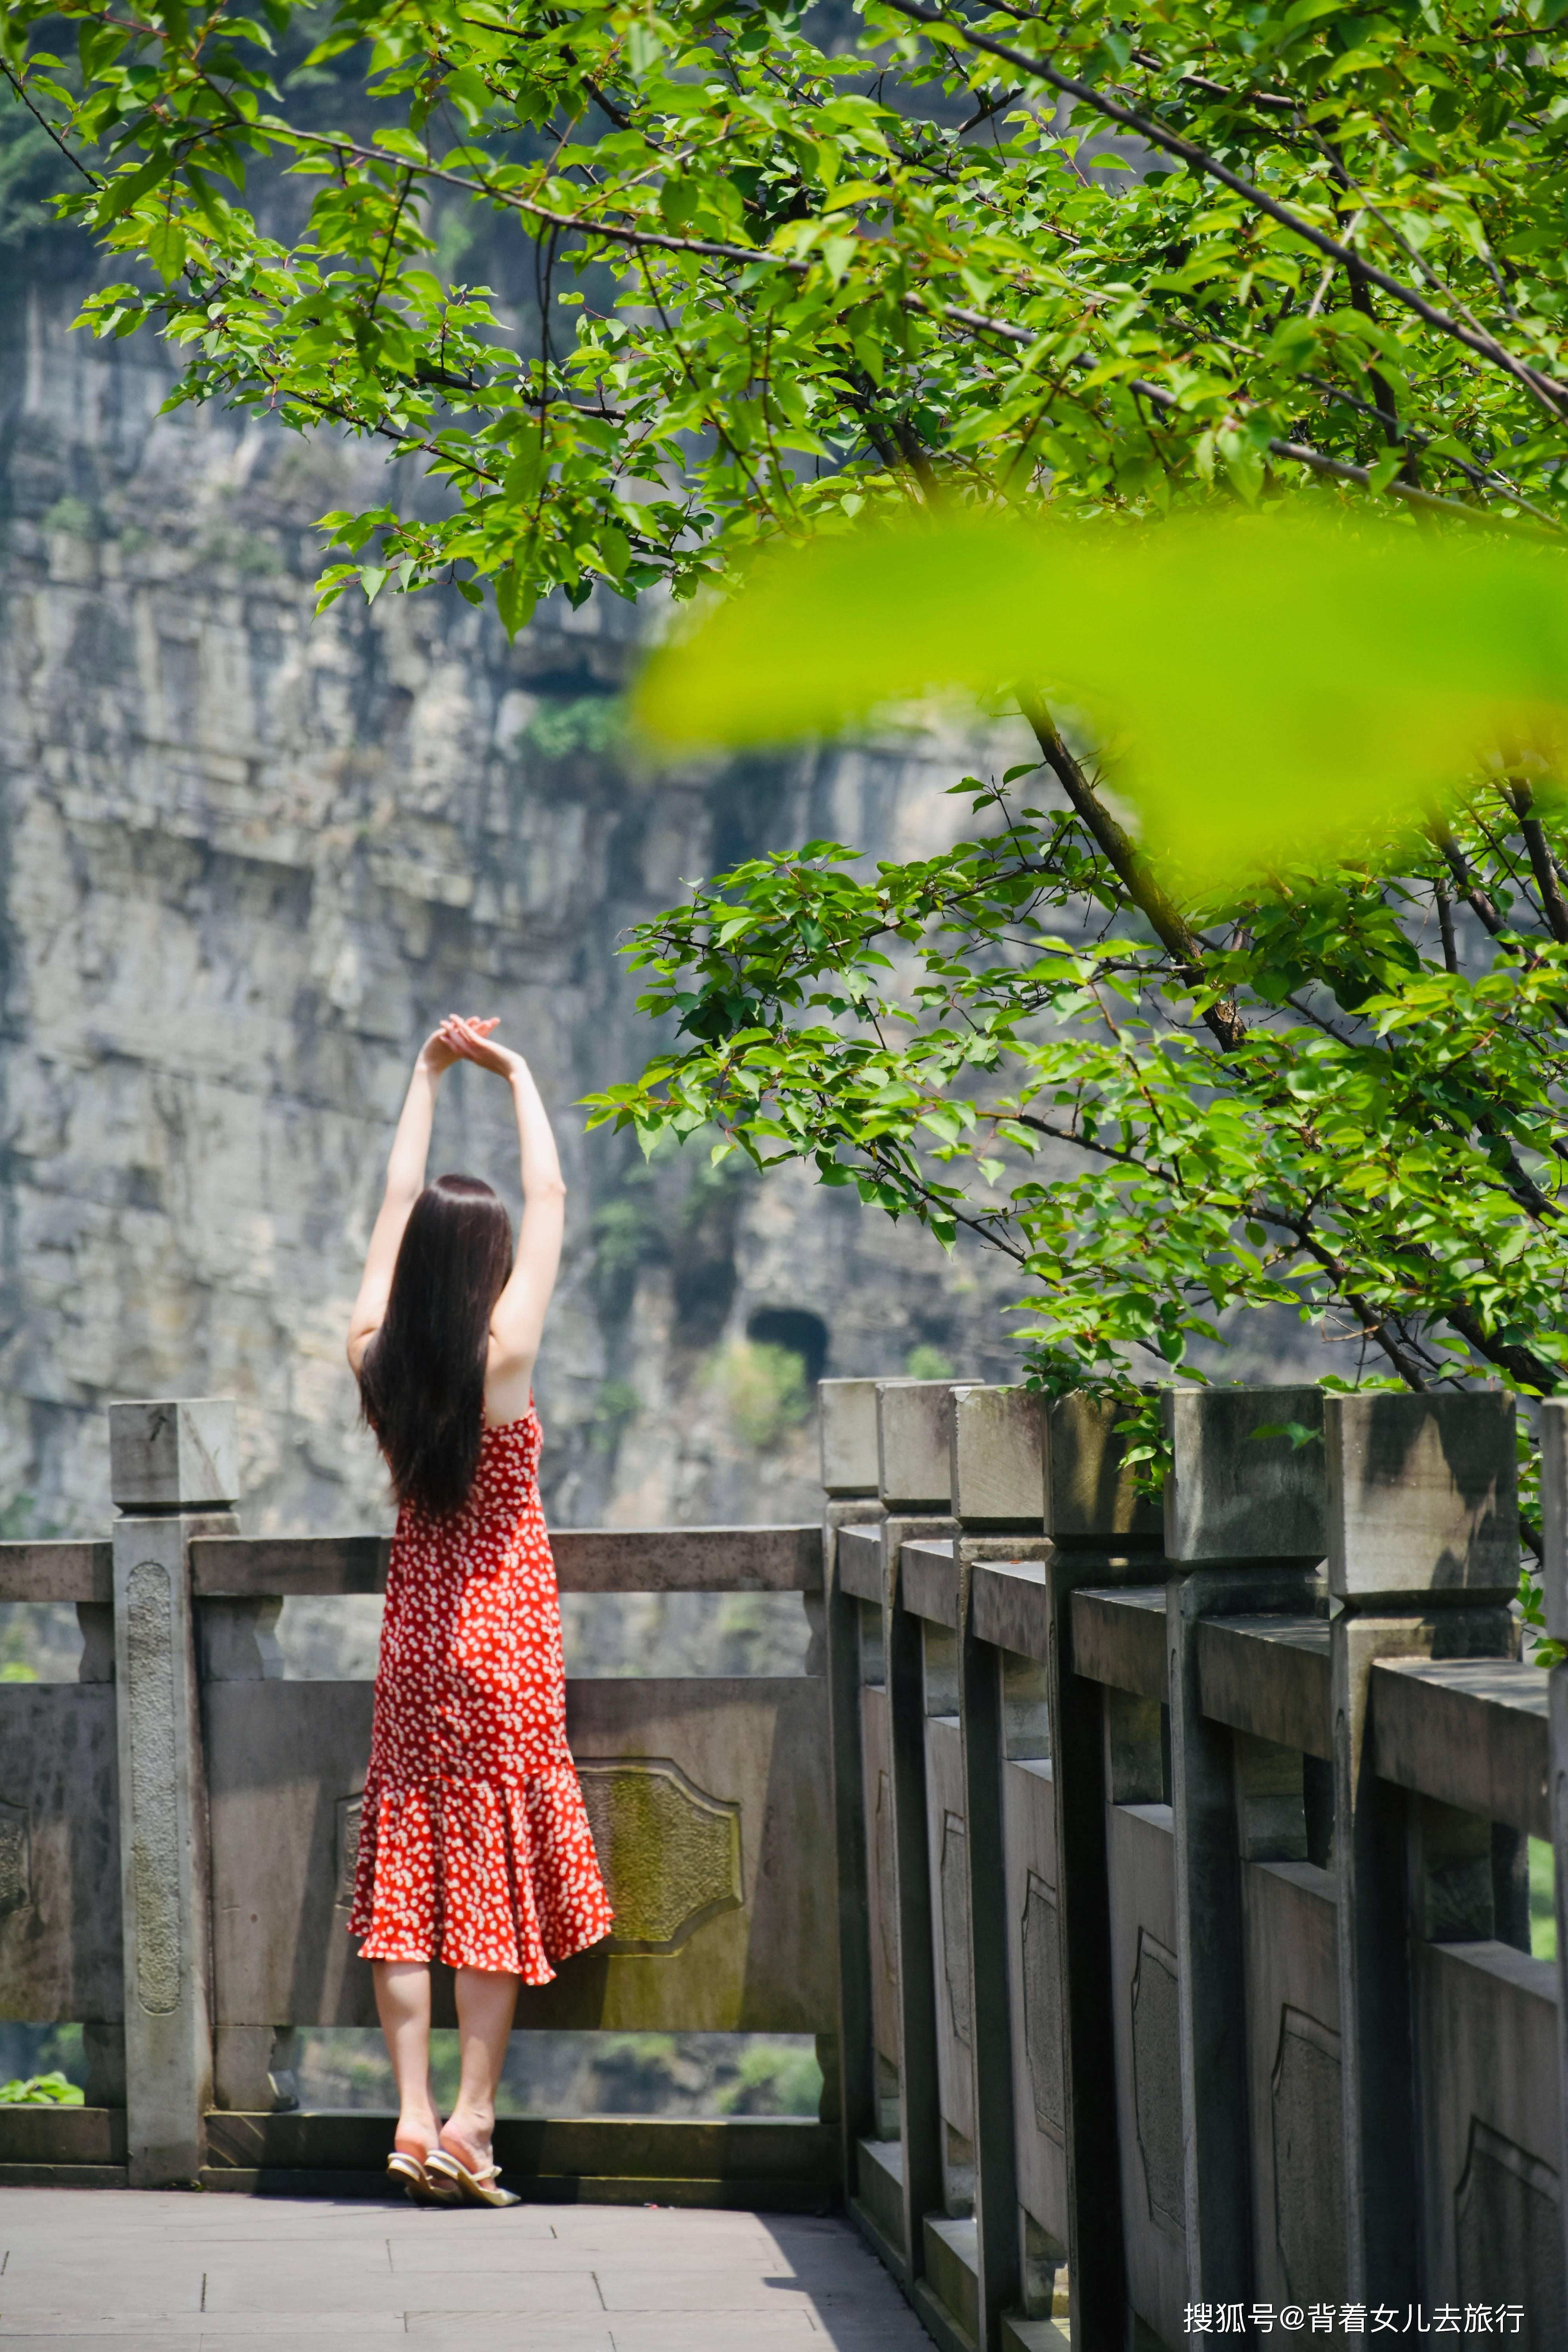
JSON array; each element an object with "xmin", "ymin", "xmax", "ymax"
[
  {"xmin": 187, "ymin": 1522, "xmax": 822, "ymax": 1595},
  {"xmin": 0, "ymin": 1541, "xmax": 113, "ymax": 1602},
  {"xmin": 815, "ymin": 1376, "xmax": 1568, "ymax": 2352},
  {"xmin": 0, "ymin": 1524, "xmax": 822, "ymax": 1600}
]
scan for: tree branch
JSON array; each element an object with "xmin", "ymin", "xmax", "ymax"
[
  {"xmin": 1439, "ymin": 1301, "xmax": 1559, "ymax": 1395},
  {"xmin": 0, "ymin": 60, "xmax": 102, "ymax": 188},
  {"xmin": 1345, "ymin": 268, "xmax": 1420, "ymax": 491},
  {"xmin": 1506, "ymin": 781, "xmax": 1568, "ymax": 946},
  {"xmin": 1434, "ymin": 879, "xmax": 1459, "ymax": 974},
  {"xmin": 1001, "ymin": 1107, "xmax": 1552, "ymax": 1397},
  {"xmin": 1431, "ymin": 824, "xmax": 1507, "ymax": 938},
  {"xmin": 942, "ymin": 311, "xmax": 1540, "ymax": 531},
  {"xmin": 147, "ymin": 94, "xmax": 1548, "ymax": 535},
  {"xmin": 1254, "ymin": 1209, "xmax": 1431, "ymax": 1388},
  {"xmin": 1020, "ymin": 696, "xmax": 1247, "ymax": 1051}
]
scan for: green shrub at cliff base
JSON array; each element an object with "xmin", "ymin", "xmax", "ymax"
[
  {"xmin": 0, "ymin": 2073, "xmax": 83, "ymax": 2106},
  {"xmin": 706, "ymin": 1339, "xmax": 811, "ymax": 1452},
  {"xmin": 11, "ymin": 0, "xmax": 1568, "ymax": 1621},
  {"xmin": 716, "ymin": 2040, "xmax": 824, "ymax": 2116}
]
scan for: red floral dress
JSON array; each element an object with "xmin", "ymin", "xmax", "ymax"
[{"xmin": 349, "ymin": 1406, "xmax": 613, "ymax": 1981}]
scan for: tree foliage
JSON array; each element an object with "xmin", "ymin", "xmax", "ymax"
[
  {"xmin": 8, "ymin": 0, "xmax": 1568, "ymax": 608},
  {"xmin": 7, "ymin": 0, "xmax": 1568, "ymax": 1593}
]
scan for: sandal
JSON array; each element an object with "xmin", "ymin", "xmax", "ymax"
[
  {"xmin": 387, "ymin": 2147, "xmax": 461, "ymax": 2206},
  {"xmin": 426, "ymin": 2145, "xmax": 521, "ymax": 2208}
]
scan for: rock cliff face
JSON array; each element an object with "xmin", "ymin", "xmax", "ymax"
[{"xmin": 0, "ymin": 268, "xmax": 1020, "ymax": 1557}]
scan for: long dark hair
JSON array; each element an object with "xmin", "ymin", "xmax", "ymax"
[{"xmin": 357, "ymin": 1174, "xmax": 514, "ymax": 1519}]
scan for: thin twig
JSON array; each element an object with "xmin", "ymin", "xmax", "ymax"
[{"xmin": 0, "ymin": 60, "xmax": 103, "ymax": 187}]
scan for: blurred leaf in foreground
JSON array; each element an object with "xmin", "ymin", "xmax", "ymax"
[{"xmin": 635, "ymin": 512, "xmax": 1568, "ymax": 889}]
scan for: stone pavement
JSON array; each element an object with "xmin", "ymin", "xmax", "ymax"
[{"xmin": 0, "ymin": 2191, "xmax": 935, "ymax": 2351}]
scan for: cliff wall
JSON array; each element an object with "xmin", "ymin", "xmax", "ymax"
[{"xmin": 0, "ymin": 269, "xmax": 1020, "ymax": 1557}]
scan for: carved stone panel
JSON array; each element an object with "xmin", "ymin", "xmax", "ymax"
[
  {"xmin": 577, "ymin": 1759, "xmax": 742, "ymax": 1956},
  {"xmin": 1021, "ymin": 1869, "xmax": 1064, "ymax": 2143},
  {"xmin": 0, "ymin": 1686, "xmax": 121, "ymax": 2022},
  {"xmin": 1108, "ymin": 1802, "xmax": 1185, "ymax": 2352},
  {"xmin": 1002, "ymin": 1757, "xmax": 1068, "ymax": 2247},
  {"xmin": 335, "ymin": 1795, "xmax": 362, "ymax": 1910},
  {"xmin": 1455, "ymin": 2119, "xmax": 1566, "ymax": 2352},
  {"xmin": 0, "ymin": 1800, "xmax": 29, "ymax": 1916},
  {"xmin": 1131, "ymin": 1926, "xmax": 1184, "ymax": 2242},
  {"xmin": 876, "ymin": 1770, "xmax": 896, "ymax": 1998},
  {"xmin": 940, "ymin": 1811, "xmax": 973, "ymax": 2047},
  {"xmin": 924, "ymin": 1713, "xmax": 974, "ymax": 2142},
  {"xmin": 1271, "ymin": 2005, "xmax": 1347, "ymax": 2306},
  {"xmin": 208, "ymin": 1674, "xmax": 831, "ymax": 2034},
  {"xmin": 860, "ymin": 1687, "xmax": 898, "ymax": 2072},
  {"xmin": 124, "ymin": 1560, "xmax": 181, "ymax": 2016}
]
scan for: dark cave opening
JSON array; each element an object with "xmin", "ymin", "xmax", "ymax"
[{"xmin": 745, "ymin": 1307, "xmax": 829, "ymax": 1390}]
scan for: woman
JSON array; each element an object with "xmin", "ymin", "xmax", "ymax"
[{"xmin": 345, "ymin": 1013, "xmax": 613, "ymax": 2208}]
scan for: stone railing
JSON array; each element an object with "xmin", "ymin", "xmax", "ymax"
[
  {"xmin": 9, "ymin": 1373, "xmax": 1568, "ymax": 2346},
  {"xmin": 819, "ymin": 1377, "xmax": 1567, "ymax": 2352},
  {"xmin": 0, "ymin": 1399, "xmax": 837, "ymax": 2201}
]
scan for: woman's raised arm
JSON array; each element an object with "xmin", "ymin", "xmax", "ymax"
[
  {"xmin": 439, "ymin": 1017, "xmax": 566, "ymax": 1420},
  {"xmin": 345, "ymin": 1020, "xmax": 497, "ymax": 1375}
]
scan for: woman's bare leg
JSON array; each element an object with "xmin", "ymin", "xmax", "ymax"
[
  {"xmin": 441, "ymin": 1967, "xmax": 519, "ymax": 2171},
  {"xmin": 372, "ymin": 1960, "xmax": 441, "ymax": 2159}
]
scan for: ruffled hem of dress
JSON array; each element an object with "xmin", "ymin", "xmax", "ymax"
[{"xmin": 347, "ymin": 1766, "xmax": 615, "ymax": 1983}]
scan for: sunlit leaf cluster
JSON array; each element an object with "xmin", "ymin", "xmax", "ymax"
[
  {"xmin": 588, "ymin": 773, "xmax": 1568, "ymax": 1446},
  {"xmin": 7, "ymin": 0, "xmax": 1568, "ymax": 626}
]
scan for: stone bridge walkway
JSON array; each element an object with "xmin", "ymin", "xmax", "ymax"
[{"xmin": 0, "ymin": 2191, "xmax": 935, "ymax": 2351}]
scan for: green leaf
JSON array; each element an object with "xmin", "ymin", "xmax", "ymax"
[
  {"xmin": 496, "ymin": 566, "xmax": 537, "ymax": 640},
  {"xmin": 633, "ymin": 510, "xmax": 1568, "ymax": 891},
  {"xmin": 96, "ymin": 151, "xmax": 176, "ymax": 226},
  {"xmin": 147, "ymin": 217, "xmax": 189, "ymax": 283}
]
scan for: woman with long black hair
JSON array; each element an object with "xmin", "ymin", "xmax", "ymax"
[{"xmin": 346, "ymin": 1013, "xmax": 613, "ymax": 2206}]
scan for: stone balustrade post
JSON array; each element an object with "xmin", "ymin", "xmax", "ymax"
[
  {"xmin": 949, "ymin": 1385, "xmax": 1049, "ymax": 2349},
  {"xmin": 1540, "ymin": 1398, "xmax": 1568, "ymax": 2305},
  {"xmin": 1039, "ymin": 1392, "xmax": 1162, "ymax": 2352},
  {"xmin": 820, "ymin": 1378, "xmax": 886, "ymax": 2194},
  {"xmin": 1160, "ymin": 1386, "xmax": 1330, "ymax": 2334},
  {"xmin": 1326, "ymin": 1390, "xmax": 1519, "ymax": 2308},
  {"xmin": 950, "ymin": 1385, "xmax": 1045, "ymax": 1544},
  {"xmin": 876, "ymin": 1379, "xmax": 963, "ymax": 2292},
  {"xmin": 110, "ymin": 1397, "xmax": 239, "ymax": 2186}
]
